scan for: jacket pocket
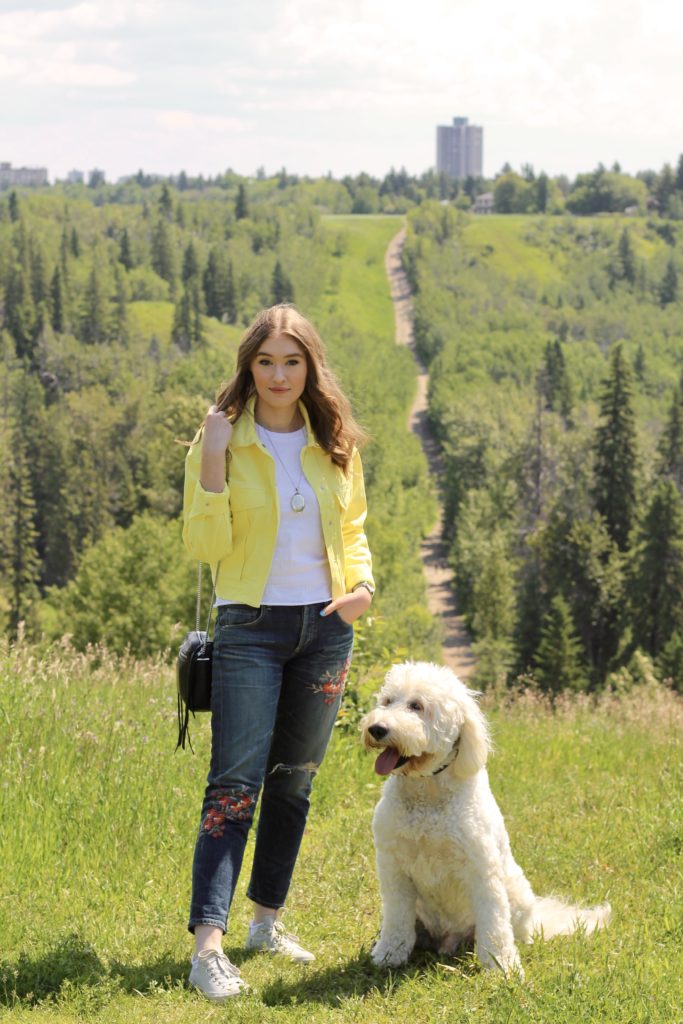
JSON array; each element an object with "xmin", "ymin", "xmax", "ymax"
[{"xmin": 230, "ymin": 486, "xmax": 266, "ymax": 513}]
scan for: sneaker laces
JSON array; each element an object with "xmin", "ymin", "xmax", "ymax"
[
  {"xmin": 202, "ymin": 949, "xmax": 241, "ymax": 981},
  {"xmin": 271, "ymin": 921, "xmax": 303, "ymax": 949}
]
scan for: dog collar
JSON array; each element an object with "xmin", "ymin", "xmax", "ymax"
[{"xmin": 431, "ymin": 738, "xmax": 461, "ymax": 775}]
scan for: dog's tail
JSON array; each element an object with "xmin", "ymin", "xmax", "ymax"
[{"xmin": 529, "ymin": 897, "xmax": 611, "ymax": 940}]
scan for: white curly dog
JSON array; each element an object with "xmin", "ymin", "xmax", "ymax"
[{"xmin": 360, "ymin": 662, "xmax": 611, "ymax": 976}]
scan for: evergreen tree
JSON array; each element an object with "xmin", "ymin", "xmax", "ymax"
[
  {"xmin": 70, "ymin": 227, "xmax": 80, "ymax": 258},
  {"xmin": 172, "ymin": 282, "xmax": 203, "ymax": 352},
  {"xmin": 182, "ymin": 240, "xmax": 199, "ymax": 282},
  {"xmin": 659, "ymin": 258, "xmax": 678, "ymax": 306},
  {"xmin": 8, "ymin": 190, "xmax": 20, "ymax": 223},
  {"xmin": 119, "ymin": 227, "xmax": 133, "ymax": 270},
  {"xmin": 49, "ymin": 265, "xmax": 65, "ymax": 333},
  {"xmin": 539, "ymin": 339, "xmax": 572, "ymax": 420},
  {"xmin": 150, "ymin": 217, "xmax": 176, "ymax": 285},
  {"xmin": 5, "ymin": 263, "xmax": 37, "ymax": 360},
  {"xmin": 271, "ymin": 260, "xmax": 294, "ymax": 304},
  {"xmin": 616, "ymin": 228, "xmax": 636, "ymax": 286},
  {"xmin": 593, "ymin": 344, "xmax": 638, "ymax": 550},
  {"xmin": 533, "ymin": 594, "xmax": 588, "ymax": 694},
  {"xmin": 658, "ymin": 386, "xmax": 683, "ymax": 490},
  {"xmin": 628, "ymin": 479, "xmax": 683, "ymax": 657},
  {"xmin": 467, "ymin": 528, "xmax": 517, "ymax": 686},
  {"xmin": 158, "ymin": 183, "xmax": 173, "ymax": 220},
  {"xmin": 29, "ymin": 244, "xmax": 48, "ymax": 306},
  {"xmin": 80, "ymin": 264, "xmax": 109, "ymax": 344},
  {"xmin": 202, "ymin": 248, "xmax": 223, "ymax": 318},
  {"xmin": 235, "ymin": 183, "xmax": 249, "ymax": 220},
  {"xmin": 59, "ymin": 227, "xmax": 70, "ymax": 280},
  {"xmin": 534, "ymin": 507, "xmax": 625, "ymax": 682}
]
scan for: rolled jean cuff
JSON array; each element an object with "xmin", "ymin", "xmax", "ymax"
[
  {"xmin": 245, "ymin": 888, "xmax": 284, "ymax": 911},
  {"xmin": 188, "ymin": 916, "xmax": 227, "ymax": 934}
]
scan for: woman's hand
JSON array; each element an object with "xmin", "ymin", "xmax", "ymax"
[
  {"xmin": 203, "ymin": 405, "xmax": 233, "ymax": 453},
  {"xmin": 200, "ymin": 406, "xmax": 233, "ymax": 493},
  {"xmin": 321, "ymin": 587, "xmax": 372, "ymax": 625}
]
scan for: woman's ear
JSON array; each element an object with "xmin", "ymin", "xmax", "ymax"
[{"xmin": 451, "ymin": 690, "xmax": 491, "ymax": 778}]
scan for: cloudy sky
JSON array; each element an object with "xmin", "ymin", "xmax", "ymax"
[{"xmin": 1, "ymin": 0, "xmax": 682, "ymax": 183}]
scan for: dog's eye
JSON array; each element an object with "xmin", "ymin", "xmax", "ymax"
[
  {"xmin": 381, "ymin": 697, "xmax": 391, "ymax": 706},
  {"xmin": 408, "ymin": 700, "xmax": 424, "ymax": 712}
]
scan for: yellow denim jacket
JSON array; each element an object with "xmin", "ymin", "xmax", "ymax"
[{"xmin": 182, "ymin": 397, "xmax": 374, "ymax": 606}]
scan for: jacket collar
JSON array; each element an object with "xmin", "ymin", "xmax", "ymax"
[{"xmin": 230, "ymin": 395, "xmax": 320, "ymax": 449}]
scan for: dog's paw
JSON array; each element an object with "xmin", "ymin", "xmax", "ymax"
[
  {"xmin": 371, "ymin": 939, "xmax": 411, "ymax": 968},
  {"xmin": 479, "ymin": 946, "xmax": 524, "ymax": 980}
]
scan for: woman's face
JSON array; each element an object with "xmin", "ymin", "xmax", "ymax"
[{"xmin": 250, "ymin": 332, "xmax": 308, "ymax": 422}]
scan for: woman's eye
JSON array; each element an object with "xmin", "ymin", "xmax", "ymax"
[{"xmin": 409, "ymin": 701, "xmax": 423, "ymax": 712}]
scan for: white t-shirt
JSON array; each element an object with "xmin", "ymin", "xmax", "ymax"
[{"xmin": 217, "ymin": 425, "xmax": 332, "ymax": 606}]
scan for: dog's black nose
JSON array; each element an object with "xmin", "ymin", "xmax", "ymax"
[{"xmin": 369, "ymin": 723, "xmax": 389, "ymax": 740}]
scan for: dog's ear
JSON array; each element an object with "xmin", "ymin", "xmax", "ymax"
[{"xmin": 452, "ymin": 690, "xmax": 491, "ymax": 778}]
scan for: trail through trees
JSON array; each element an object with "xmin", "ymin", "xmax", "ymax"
[{"xmin": 385, "ymin": 228, "xmax": 475, "ymax": 678}]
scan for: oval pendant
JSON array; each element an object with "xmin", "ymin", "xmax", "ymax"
[{"xmin": 291, "ymin": 491, "xmax": 306, "ymax": 513}]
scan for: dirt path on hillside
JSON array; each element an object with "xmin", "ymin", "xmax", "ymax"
[{"xmin": 385, "ymin": 228, "xmax": 475, "ymax": 679}]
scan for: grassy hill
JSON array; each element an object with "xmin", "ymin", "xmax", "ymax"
[{"xmin": 1, "ymin": 640, "xmax": 681, "ymax": 1022}]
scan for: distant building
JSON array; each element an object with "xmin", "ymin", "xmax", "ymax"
[
  {"xmin": 66, "ymin": 169, "xmax": 85, "ymax": 184},
  {"xmin": 436, "ymin": 117, "xmax": 483, "ymax": 179},
  {"xmin": 473, "ymin": 191, "xmax": 495, "ymax": 214},
  {"xmin": 0, "ymin": 161, "xmax": 49, "ymax": 189}
]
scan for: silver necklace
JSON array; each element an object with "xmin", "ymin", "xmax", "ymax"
[{"xmin": 258, "ymin": 425, "xmax": 306, "ymax": 513}]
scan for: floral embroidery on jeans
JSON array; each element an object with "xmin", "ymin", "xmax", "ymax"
[
  {"xmin": 201, "ymin": 788, "xmax": 256, "ymax": 837},
  {"xmin": 311, "ymin": 654, "xmax": 351, "ymax": 704}
]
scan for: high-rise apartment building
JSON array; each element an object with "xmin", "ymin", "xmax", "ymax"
[
  {"xmin": 436, "ymin": 117, "xmax": 483, "ymax": 179},
  {"xmin": 0, "ymin": 162, "xmax": 48, "ymax": 189}
]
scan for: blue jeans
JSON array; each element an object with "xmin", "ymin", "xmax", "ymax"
[{"xmin": 188, "ymin": 602, "xmax": 354, "ymax": 933}]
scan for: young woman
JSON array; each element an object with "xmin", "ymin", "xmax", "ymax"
[{"xmin": 182, "ymin": 304, "xmax": 374, "ymax": 1001}]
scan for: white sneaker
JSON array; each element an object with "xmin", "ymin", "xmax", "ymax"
[
  {"xmin": 188, "ymin": 948, "xmax": 248, "ymax": 1001},
  {"xmin": 246, "ymin": 918, "xmax": 316, "ymax": 963}
]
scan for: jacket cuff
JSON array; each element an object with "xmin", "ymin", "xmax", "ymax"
[{"xmin": 188, "ymin": 481, "xmax": 229, "ymax": 519}]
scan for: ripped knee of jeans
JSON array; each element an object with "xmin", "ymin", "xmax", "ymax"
[
  {"xmin": 267, "ymin": 761, "xmax": 319, "ymax": 778},
  {"xmin": 201, "ymin": 785, "xmax": 258, "ymax": 837}
]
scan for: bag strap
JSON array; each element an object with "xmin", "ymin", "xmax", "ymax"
[
  {"xmin": 176, "ymin": 562, "xmax": 218, "ymax": 752},
  {"xmin": 196, "ymin": 561, "xmax": 218, "ymax": 640}
]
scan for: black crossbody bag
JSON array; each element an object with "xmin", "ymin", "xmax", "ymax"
[{"xmin": 176, "ymin": 562, "xmax": 217, "ymax": 750}]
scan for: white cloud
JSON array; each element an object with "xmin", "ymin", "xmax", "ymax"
[
  {"xmin": 0, "ymin": 0, "xmax": 682, "ymax": 178},
  {"xmin": 157, "ymin": 110, "xmax": 249, "ymax": 134}
]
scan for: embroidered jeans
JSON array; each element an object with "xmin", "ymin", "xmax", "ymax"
[{"xmin": 188, "ymin": 602, "xmax": 354, "ymax": 933}]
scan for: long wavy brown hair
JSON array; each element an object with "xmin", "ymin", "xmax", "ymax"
[{"xmin": 214, "ymin": 304, "xmax": 366, "ymax": 471}]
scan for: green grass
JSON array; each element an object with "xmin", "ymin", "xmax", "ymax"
[
  {"xmin": 1, "ymin": 640, "xmax": 681, "ymax": 1023},
  {"xmin": 127, "ymin": 300, "xmax": 242, "ymax": 349},
  {"xmin": 462, "ymin": 214, "xmax": 667, "ymax": 286},
  {"xmin": 319, "ymin": 215, "xmax": 404, "ymax": 336}
]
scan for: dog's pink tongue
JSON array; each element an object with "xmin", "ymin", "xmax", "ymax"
[{"xmin": 375, "ymin": 748, "xmax": 402, "ymax": 776}]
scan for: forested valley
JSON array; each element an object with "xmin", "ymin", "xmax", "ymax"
[
  {"xmin": 2, "ymin": 167, "xmax": 683, "ymax": 696},
  {"xmin": 0, "ymin": 179, "xmax": 436, "ymax": 676},
  {"xmin": 404, "ymin": 205, "xmax": 683, "ymax": 691}
]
